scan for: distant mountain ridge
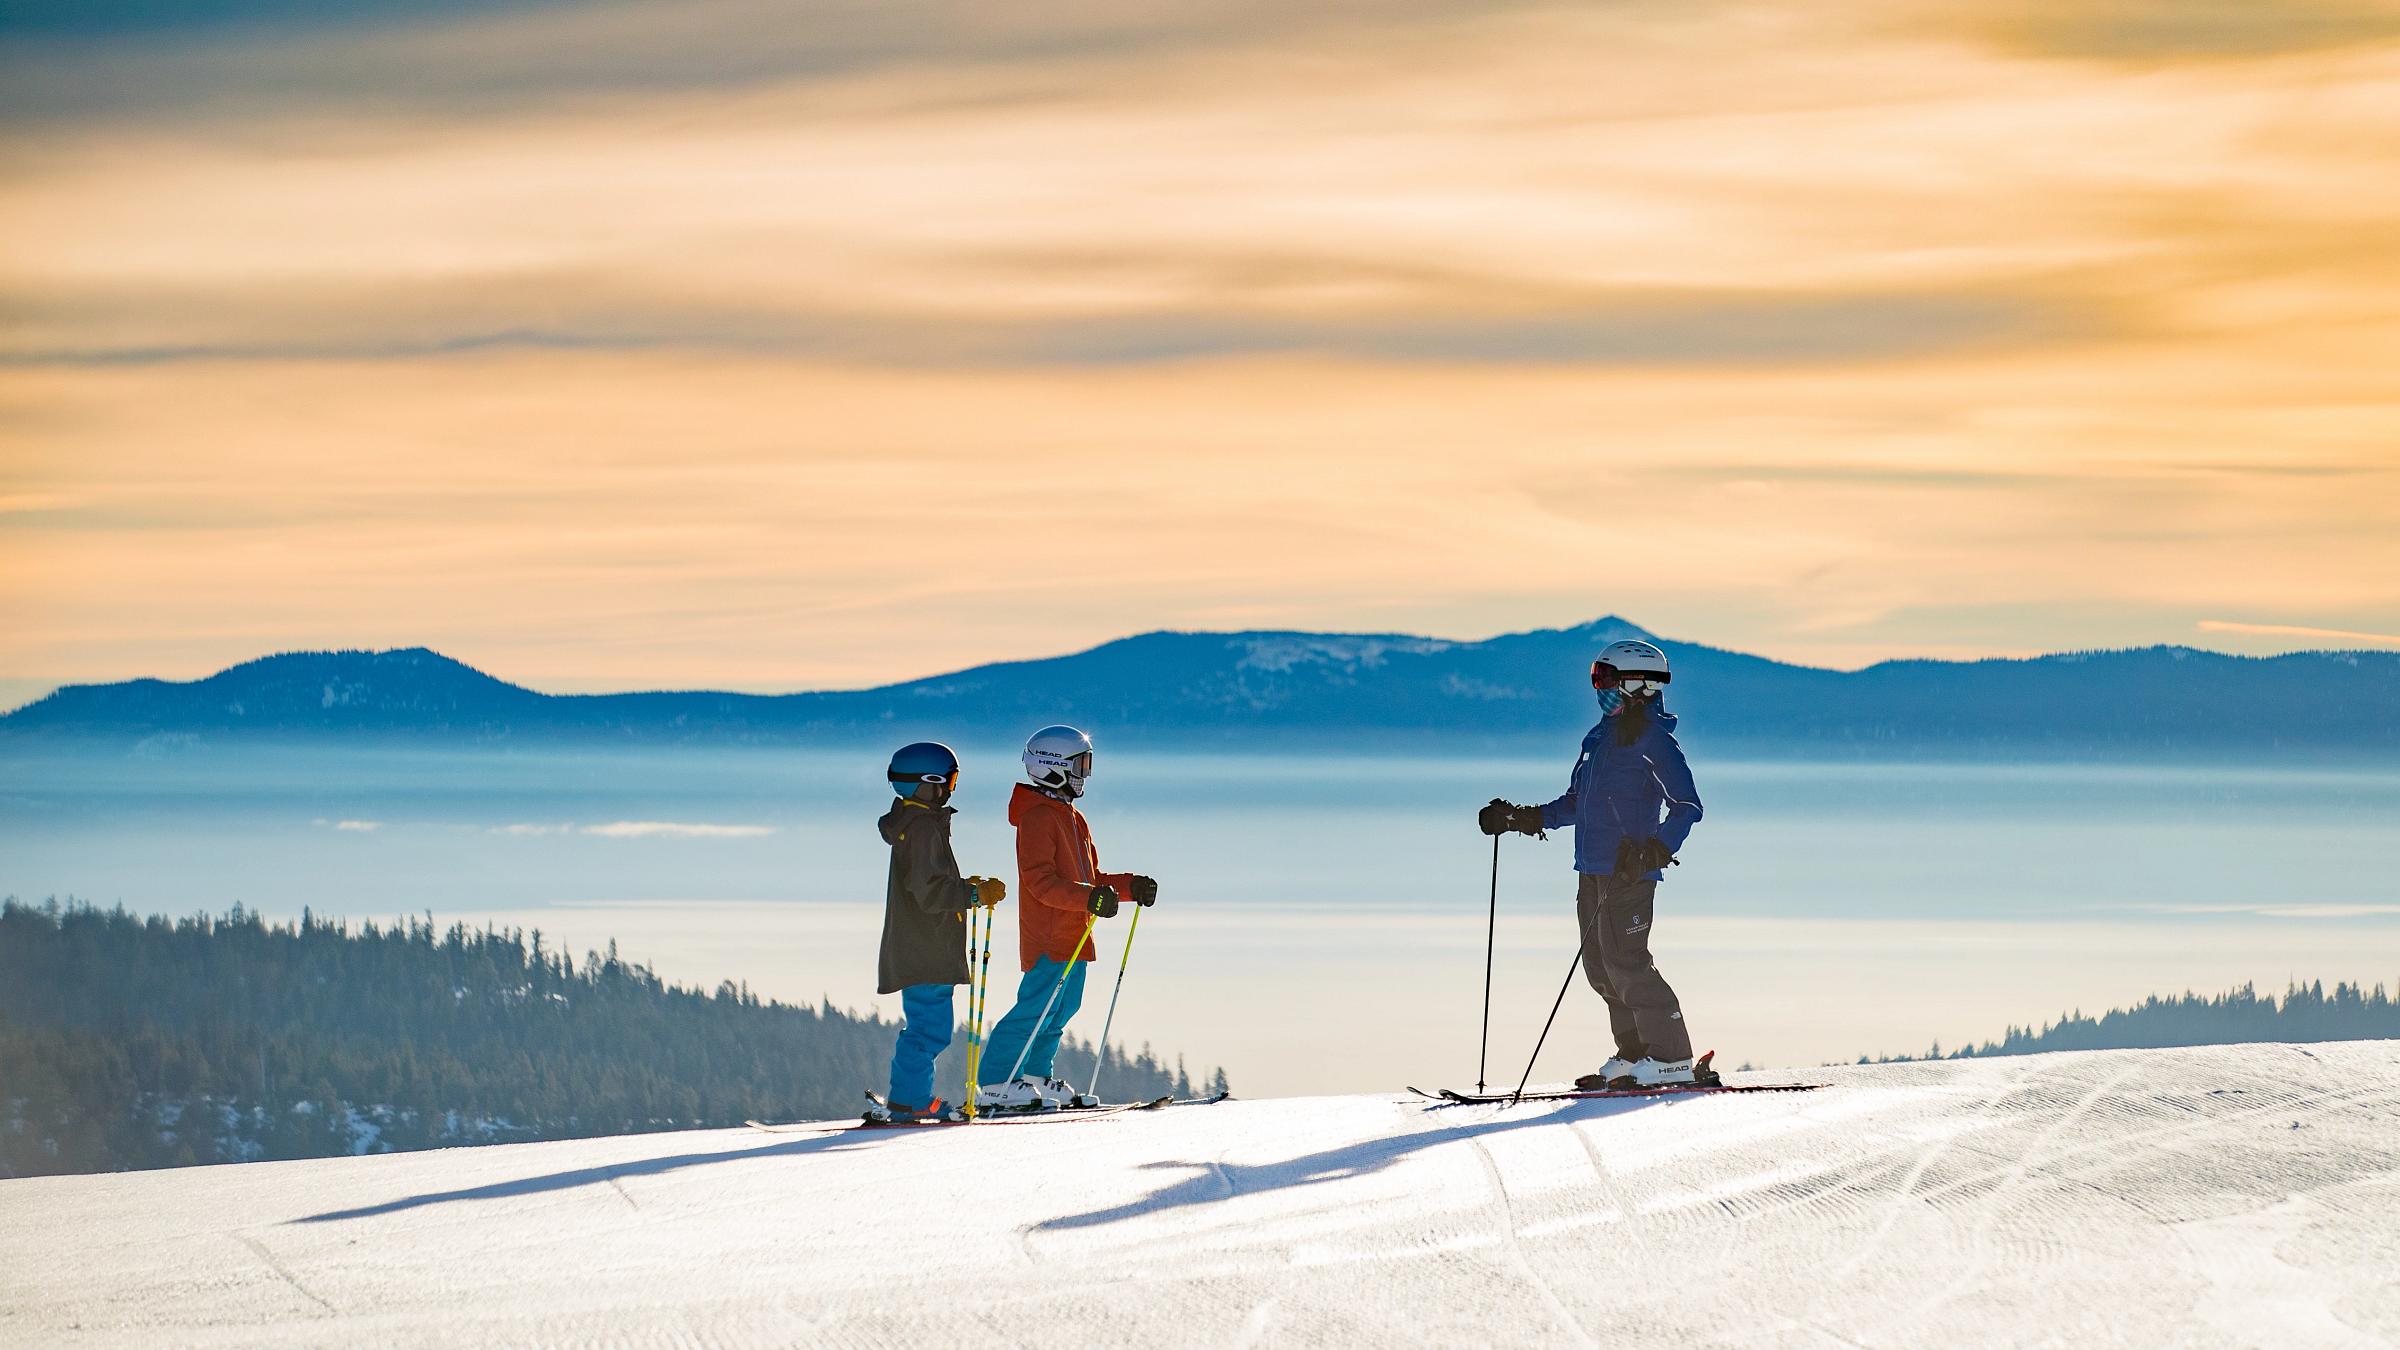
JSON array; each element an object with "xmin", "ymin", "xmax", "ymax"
[{"xmin": 6, "ymin": 617, "xmax": 2397, "ymax": 758}]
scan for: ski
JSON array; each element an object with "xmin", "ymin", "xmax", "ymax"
[
  {"xmin": 746, "ymin": 1093, "xmax": 1177, "ymax": 1133},
  {"xmin": 744, "ymin": 1088, "xmax": 1220, "ymax": 1134},
  {"xmin": 856, "ymin": 1094, "xmax": 1174, "ymax": 1129},
  {"xmin": 1406, "ymin": 1082, "xmax": 1818, "ymax": 1104}
]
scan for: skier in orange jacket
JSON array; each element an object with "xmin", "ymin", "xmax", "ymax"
[{"xmin": 974, "ymin": 724, "xmax": 1157, "ymax": 1111}]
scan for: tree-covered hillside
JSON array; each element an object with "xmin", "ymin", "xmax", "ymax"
[
  {"xmin": 0, "ymin": 900, "xmax": 1225, "ymax": 1178},
  {"xmin": 1870, "ymin": 981, "xmax": 2400, "ymax": 1063}
]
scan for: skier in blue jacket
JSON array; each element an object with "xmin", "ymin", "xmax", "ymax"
[{"xmin": 1480, "ymin": 639, "xmax": 1708, "ymax": 1088}]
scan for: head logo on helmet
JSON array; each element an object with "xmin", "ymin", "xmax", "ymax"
[
  {"xmin": 887, "ymin": 741, "xmax": 961, "ymax": 801},
  {"xmin": 1022, "ymin": 724, "xmax": 1095, "ymax": 798}
]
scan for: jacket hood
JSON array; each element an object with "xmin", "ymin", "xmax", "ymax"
[
  {"xmin": 1008, "ymin": 781, "xmax": 1070, "ymax": 826},
  {"xmin": 878, "ymin": 799, "xmax": 950, "ymax": 843}
]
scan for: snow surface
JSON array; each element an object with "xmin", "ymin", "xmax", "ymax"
[{"xmin": 4, "ymin": 1043, "xmax": 2396, "ymax": 1349}]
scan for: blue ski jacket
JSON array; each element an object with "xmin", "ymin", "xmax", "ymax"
[{"xmin": 1537, "ymin": 703, "xmax": 1703, "ymax": 880}]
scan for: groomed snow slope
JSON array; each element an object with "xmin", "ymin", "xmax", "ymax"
[{"xmin": 4, "ymin": 1043, "xmax": 2396, "ymax": 1349}]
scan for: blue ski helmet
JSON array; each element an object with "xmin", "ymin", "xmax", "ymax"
[{"xmin": 887, "ymin": 741, "xmax": 961, "ymax": 798}]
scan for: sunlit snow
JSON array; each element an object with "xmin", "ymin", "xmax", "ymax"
[{"xmin": 4, "ymin": 1043, "xmax": 2394, "ymax": 1347}]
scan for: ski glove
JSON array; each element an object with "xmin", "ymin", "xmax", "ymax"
[
  {"xmin": 1088, "ymin": 884, "xmax": 1121, "ymax": 918},
  {"xmin": 1129, "ymin": 875, "xmax": 1159, "ymax": 907},
  {"xmin": 1614, "ymin": 836, "xmax": 1678, "ymax": 877},
  {"xmin": 1479, "ymin": 799, "xmax": 1544, "ymax": 836},
  {"xmin": 966, "ymin": 876, "xmax": 1007, "ymax": 907}
]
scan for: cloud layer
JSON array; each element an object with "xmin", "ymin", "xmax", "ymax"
[{"xmin": 4, "ymin": 0, "xmax": 2398, "ymax": 686}]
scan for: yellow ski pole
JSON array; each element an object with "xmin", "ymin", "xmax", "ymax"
[
  {"xmin": 973, "ymin": 903, "xmax": 995, "ymax": 1111},
  {"xmin": 999, "ymin": 910, "xmax": 1100, "ymax": 1089},
  {"xmin": 1087, "ymin": 905, "xmax": 1142, "ymax": 1102},
  {"xmin": 963, "ymin": 902, "xmax": 994, "ymax": 1120}
]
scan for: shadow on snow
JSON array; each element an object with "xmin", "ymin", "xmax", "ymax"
[
  {"xmin": 292, "ymin": 1095, "xmax": 1695, "ymax": 1228},
  {"xmin": 1033, "ymin": 1094, "xmax": 1689, "ymax": 1233},
  {"xmin": 291, "ymin": 1126, "xmax": 909, "ymax": 1224}
]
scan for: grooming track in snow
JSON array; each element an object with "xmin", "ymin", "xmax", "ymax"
[{"xmin": 3, "ymin": 1044, "xmax": 2395, "ymax": 1348}]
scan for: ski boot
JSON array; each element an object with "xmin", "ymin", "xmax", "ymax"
[
  {"xmin": 1042, "ymin": 1076, "xmax": 1102, "ymax": 1109},
  {"xmin": 974, "ymin": 1076, "xmax": 1057, "ymax": 1114},
  {"xmin": 1576, "ymin": 1057, "xmax": 1639, "ymax": 1091},
  {"xmin": 863, "ymin": 1096, "xmax": 954, "ymax": 1124},
  {"xmin": 1619, "ymin": 1053, "xmax": 1717, "ymax": 1089}
]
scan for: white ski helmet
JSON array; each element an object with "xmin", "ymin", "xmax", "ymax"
[
  {"xmin": 1593, "ymin": 639, "xmax": 1671, "ymax": 690},
  {"xmin": 1022, "ymin": 724, "xmax": 1095, "ymax": 797}
]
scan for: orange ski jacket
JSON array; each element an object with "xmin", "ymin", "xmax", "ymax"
[{"xmin": 1007, "ymin": 782, "xmax": 1135, "ymax": 971}]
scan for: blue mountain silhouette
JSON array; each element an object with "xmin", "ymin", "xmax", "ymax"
[{"xmin": 6, "ymin": 617, "xmax": 2394, "ymax": 757}]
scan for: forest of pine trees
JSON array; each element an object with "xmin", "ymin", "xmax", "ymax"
[
  {"xmin": 1867, "ymin": 980, "xmax": 2400, "ymax": 1063},
  {"xmin": 0, "ymin": 899, "xmax": 1229, "ymax": 1178}
]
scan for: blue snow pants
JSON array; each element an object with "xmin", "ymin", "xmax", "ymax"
[
  {"xmin": 887, "ymin": 983, "xmax": 955, "ymax": 1109},
  {"xmin": 977, "ymin": 955, "xmax": 1089, "ymax": 1085}
]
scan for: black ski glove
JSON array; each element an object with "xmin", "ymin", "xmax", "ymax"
[
  {"xmin": 1478, "ymin": 799, "xmax": 1545, "ymax": 836},
  {"xmin": 1129, "ymin": 875, "xmax": 1159, "ymax": 907},
  {"xmin": 1615, "ymin": 836, "xmax": 1678, "ymax": 878},
  {"xmin": 1088, "ymin": 884, "xmax": 1121, "ymax": 918}
]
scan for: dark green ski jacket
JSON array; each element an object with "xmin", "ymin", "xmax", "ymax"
[{"xmin": 877, "ymin": 800, "xmax": 975, "ymax": 994}]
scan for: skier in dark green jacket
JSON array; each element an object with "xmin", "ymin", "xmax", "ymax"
[{"xmin": 875, "ymin": 741, "xmax": 1005, "ymax": 1122}]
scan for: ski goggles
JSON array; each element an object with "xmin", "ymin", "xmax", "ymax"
[
  {"xmin": 889, "ymin": 768, "xmax": 960, "ymax": 791},
  {"xmin": 1592, "ymin": 661, "xmax": 1670, "ymax": 694},
  {"xmin": 1034, "ymin": 751, "xmax": 1093, "ymax": 779}
]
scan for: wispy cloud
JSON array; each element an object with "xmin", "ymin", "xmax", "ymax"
[
  {"xmin": 311, "ymin": 817, "xmax": 383, "ymax": 832},
  {"xmin": 579, "ymin": 821, "xmax": 775, "ymax": 839},
  {"xmin": 2124, "ymin": 902, "xmax": 2400, "ymax": 919},
  {"xmin": 1977, "ymin": 0, "xmax": 2400, "ymax": 60},
  {"xmin": 4, "ymin": 0, "xmax": 2397, "ymax": 687},
  {"xmin": 2198, "ymin": 620, "xmax": 2400, "ymax": 646}
]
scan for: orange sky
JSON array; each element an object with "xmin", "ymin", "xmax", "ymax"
[{"xmin": 4, "ymin": 0, "xmax": 2398, "ymax": 695}]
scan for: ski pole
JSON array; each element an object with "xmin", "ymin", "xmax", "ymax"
[
  {"xmin": 975, "ymin": 902, "xmax": 997, "ymax": 1088},
  {"xmin": 1001, "ymin": 911, "xmax": 1101, "ymax": 1087},
  {"xmin": 962, "ymin": 903, "xmax": 992, "ymax": 1119},
  {"xmin": 1479, "ymin": 833, "xmax": 1499, "ymax": 1093},
  {"xmin": 960, "ymin": 904, "xmax": 976, "ymax": 1119},
  {"xmin": 1086, "ymin": 905, "xmax": 1143, "ymax": 1101},
  {"xmin": 1510, "ymin": 947, "xmax": 1584, "ymax": 1103}
]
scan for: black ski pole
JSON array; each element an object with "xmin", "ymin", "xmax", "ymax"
[
  {"xmin": 1510, "ymin": 948, "xmax": 1583, "ymax": 1103},
  {"xmin": 1478, "ymin": 833, "xmax": 1499, "ymax": 1093}
]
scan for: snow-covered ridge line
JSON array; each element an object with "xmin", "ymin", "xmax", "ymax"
[
  {"xmin": 7, "ymin": 620, "xmax": 2396, "ymax": 756},
  {"xmin": 6, "ymin": 1042, "xmax": 2395, "ymax": 1348}
]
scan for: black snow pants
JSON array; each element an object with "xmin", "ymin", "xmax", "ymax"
[{"xmin": 1575, "ymin": 873, "xmax": 1693, "ymax": 1063}]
